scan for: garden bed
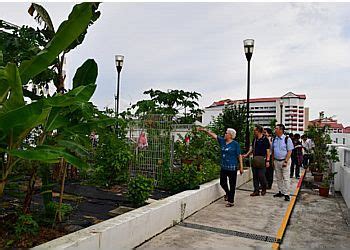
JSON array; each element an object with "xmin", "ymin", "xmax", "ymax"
[{"xmin": 0, "ymin": 181, "xmax": 172, "ymax": 248}]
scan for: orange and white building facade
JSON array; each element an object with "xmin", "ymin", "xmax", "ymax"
[
  {"xmin": 309, "ymin": 117, "xmax": 350, "ymax": 146},
  {"xmin": 203, "ymin": 92, "xmax": 309, "ymax": 134}
]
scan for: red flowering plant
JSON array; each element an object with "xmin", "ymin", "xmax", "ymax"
[{"xmin": 174, "ymin": 126, "xmax": 220, "ymax": 168}]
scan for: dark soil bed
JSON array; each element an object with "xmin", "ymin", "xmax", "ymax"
[{"xmin": 0, "ymin": 181, "xmax": 173, "ymax": 248}]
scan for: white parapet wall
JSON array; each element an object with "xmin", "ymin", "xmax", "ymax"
[
  {"xmin": 333, "ymin": 146, "xmax": 350, "ymax": 208},
  {"xmin": 34, "ymin": 170, "xmax": 251, "ymax": 250}
]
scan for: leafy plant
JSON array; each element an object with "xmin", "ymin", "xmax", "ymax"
[
  {"xmin": 199, "ymin": 159, "xmax": 221, "ymax": 183},
  {"xmin": 321, "ymin": 172, "xmax": 337, "ymax": 188},
  {"xmin": 14, "ymin": 214, "xmax": 39, "ymax": 238},
  {"xmin": 305, "ymin": 123, "xmax": 337, "ymax": 173},
  {"xmin": 210, "ymin": 104, "xmax": 247, "ymax": 149},
  {"xmin": 160, "ymin": 163, "xmax": 201, "ymax": 193},
  {"xmin": 127, "ymin": 175, "xmax": 154, "ymax": 206},
  {"xmin": 128, "ymin": 89, "xmax": 203, "ymax": 123},
  {"xmin": 44, "ymin": 201, "xmax": 73, "ymax": 220},
  {"xmin": 175, "ymin": 126, "xmax": 220, "ymax": 164},
  {"xmin": 90, "ymin": 125, "xmax": 133, "ymax": 186}
]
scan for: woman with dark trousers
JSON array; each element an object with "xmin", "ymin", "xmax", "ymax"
[
  {"xmin": 264, "ymin": 128, "xmax": 274, "ymax": 189},
  {"xmin": 197, "ymin": 127, "xmax": 243, "ymax": 207},
  {"xmin": 290, "ymin": 133, "xmax": 303, "ymax": 179}
]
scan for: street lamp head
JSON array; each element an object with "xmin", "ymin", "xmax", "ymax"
[
  {"xmin": 243, "ymin": 39, "xmax": 254, "ymax": 61},
  {"xmin": 279, "ymin": 99, "xmax": 284, "ymax": 105},
  {"xmin": 115, "ymin": 55, "xmax": 124, "ymax": 72}
]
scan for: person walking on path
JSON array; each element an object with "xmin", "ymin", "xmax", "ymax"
[
  {"xmin": 264, "ymin": 127, "xmax": 274, "ymax": 189},
  {"xmin": 290, "ymin": 133, "xmax": 303, "ymax": 179},
  {"xmin": 243, "ymin": 125, "xmax": 270, "ymax": 196},
  {"xmin": 301, "ymin": 134, "xmax": 313, "ymax": 168},
  {"xmin": 197, "ymin": 127, "xmax": 243, "ymax": 207},
  {"xmin": 271, "ymin": 124, "xmax": 294, "ymax": 201}
]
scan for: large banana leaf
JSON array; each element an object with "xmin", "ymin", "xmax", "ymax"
[
  {"xmin": 72, "ymin": 59, "xmax": 98, "ymax": 88},
  {"xmin": 8, "ymin": 145, "xmax": 89, "ymax": 169},
  {"xmin": 0, "ymin": 101, "xmax": 51, "ymax": 146},
  {"xmin": 1, "ymin": 63, "xmax": 25, "ymax": 113},
  {"xmin": 67, "ymin": 118, "xmax": 117, "ymax": 134},
  {"xmin": 43, "ymin": 84, "xmax": 96, "ymax": 108},
  {"xmin": 43, "ymin": 107, "xmax": 70, "ymax": 132},
  {"xmin": 56, "ymin": 139, "xmax": 90, "ymax": 158},
  {"xmin": 19, "ymin": 3, "xmax": 96, "ymax": 84},
  {"xmin": 0, "ymin": 66, "xmax": 10, "ymax": 103}
]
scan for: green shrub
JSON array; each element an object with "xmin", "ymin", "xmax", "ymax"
[
  {"xmin": 90, "ymin": 131, "xmax": 133, "ymax": 187},
  {"xmin": 127, "ymin": 175, "xmax": 154, "ymax": 206},
  {"xmin": 199, "ymin": 160, "xmax": 221, "ymax": 183},
  {"xmin": 14, "ymin": 214, "xmax": 39, "ymax": 238},
  {"xmin": 160, "ymin": 164, "xmax": 201, "ymax": 193},
  {"xmin": 45, "ymin": 201, "xmax": 73, "ymax": 220}
]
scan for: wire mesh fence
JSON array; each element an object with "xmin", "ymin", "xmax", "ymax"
[{"xmin": 127, "ymin": 114, "xmax": 194, "ymax": 184}]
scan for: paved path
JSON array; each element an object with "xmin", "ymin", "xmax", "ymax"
[
  {"xmin": 138, "ymin": 170, "xmax": 350, "ymax": 249},
  {"xmin": 138, "ymin": 175, "xmax": 300, "ymax": 249},
  {"xmin": 282, "ymin": 173, "xmax": 350, "ymax": 249}
]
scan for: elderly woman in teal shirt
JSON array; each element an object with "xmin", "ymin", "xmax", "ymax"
[{"xmin": 198, "ymin": 127, "xmax": 243, "ymax": 207}]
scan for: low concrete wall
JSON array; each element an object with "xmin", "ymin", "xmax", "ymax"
[
  {"xmin": 34, "ymin": 170, "xmax": 251, "ymax": 250},
  {"xmin": 338, "ymin": 165, "xmax": 350, "ymax": 208},
  {"xmin": 333, "ymin": 146, "xmax": 350, "ymax": 208}
]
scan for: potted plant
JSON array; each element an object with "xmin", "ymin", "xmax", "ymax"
[
  {"xmin": 305, "ymin": 124, "xmax": 332, "ymax": 182},
  {"xmin": 319, "ymin": 172, "xmax": 337, "ymax": 197}
]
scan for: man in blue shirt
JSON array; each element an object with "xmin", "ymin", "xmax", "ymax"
[
  {"xmin": 271, "ymin": 124, "xmax": 294, "ymax": 201},
  {"xmin": 198, "ymin": 127, "xmax": 243, "ymax": 207}
]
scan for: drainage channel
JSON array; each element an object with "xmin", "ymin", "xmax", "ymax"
[
  {"xmin": 178, "ymin": 222, "xmax": 281, "ymax": 243},
  {"xmin": 236, "ymin": 188, "xmax": 297, "ymax": 197}
]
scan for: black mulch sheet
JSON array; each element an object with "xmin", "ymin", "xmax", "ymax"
[{"xmin": 30, "ymin": 181, "xmax": 173, "ymax": 227}]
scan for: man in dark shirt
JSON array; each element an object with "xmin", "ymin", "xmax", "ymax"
[{"xmin": 243, "ymin": 125, "xmax": 270, "ymax": 196}]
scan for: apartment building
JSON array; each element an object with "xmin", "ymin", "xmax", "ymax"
[{"xmin": 202, "ymin": 92, "xmax": 308, "ymax": 133}]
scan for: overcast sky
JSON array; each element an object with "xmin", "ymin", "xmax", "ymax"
[{"xmin": 1, "ymin": 2, "xmax": 350, "ymax": 125}]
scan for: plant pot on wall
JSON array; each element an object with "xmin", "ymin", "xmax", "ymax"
[
  {"xmin": 313, "ymin": 172, "xmax": 323, "ymax": 182},
  {"xmin": 319, "ymin": 186, "xmax": 329, "ymax": 197}
]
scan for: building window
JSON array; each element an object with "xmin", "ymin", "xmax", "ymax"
[
  {"xmin": 336, "ymin": 138, "xmax": 338, "ymax": 143},
  {"xmin": 343, "ymin": 138, "xmax": 346, "ymax": 144}
]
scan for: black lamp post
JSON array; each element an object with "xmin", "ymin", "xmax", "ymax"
[
  {"xmin": 243, "ymin": 39, "xmax": 254, "ymax": 152},
  {"xmin": 115, "ymin": 55, "xmax": 124, "ymax": 117},
  {"xmin": 279, "ymin": 99, "xmax": 284, "ymax": 124}
]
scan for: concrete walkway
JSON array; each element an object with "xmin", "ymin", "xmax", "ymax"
[
  {"xmin": 138, "ymin": 170, "xmax": 350, "ymax": 249},
  {"xmin": 138, "ymin": 176, "xmax": 300, "ymax": 249},
  {"xmin": 282, "ymin": 173, "xmax": 350, "ymax": 249}
]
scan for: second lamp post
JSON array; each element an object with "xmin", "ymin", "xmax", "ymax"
[
  {"xmin": 243, "ymin": 39, "xmax": 254, "ymax": 152},
  {"xmin": 115, "ymin": 55, "xmax": 124, "ymax": 117}
]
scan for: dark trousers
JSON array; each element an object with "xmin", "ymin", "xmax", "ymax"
[
  {"xmin": 303, "ymin": 154, "xmax": 310, "ymax": 168},
  {"xmin": 220, "ymin": 169, "xmax": 237, "ymax": 203},
  {"xmin": 290, "ymin": 158, "xmax": 301, "ymax": 178},
  {"xmin": 252, "ymin": 167, "xmax": 267, "ymax": 192},
  {"xmin": 265, "ymin": 164, "xmax": 274, "ymax": 188}
]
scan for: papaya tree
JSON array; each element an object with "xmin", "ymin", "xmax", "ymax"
[{"xmin": 129, "ymin": 89, "xmax": 203, "ymax": 123}]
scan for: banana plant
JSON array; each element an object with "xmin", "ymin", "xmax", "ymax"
[
  {"xmin": 26, "ymin": 2, "xmax": 101, "ymax": 93},
  {"xmin": 0, "ymin": 3, "xmax": 104, "ymax": 197}
]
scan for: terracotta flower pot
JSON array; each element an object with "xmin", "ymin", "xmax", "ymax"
[
  {"xmin": 319, "ymin": 186, "xmax": 329, "ymax": 197},
  {"xmin": 313, "ymin": 173, "xmax": 323, "ymax": 182}
]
